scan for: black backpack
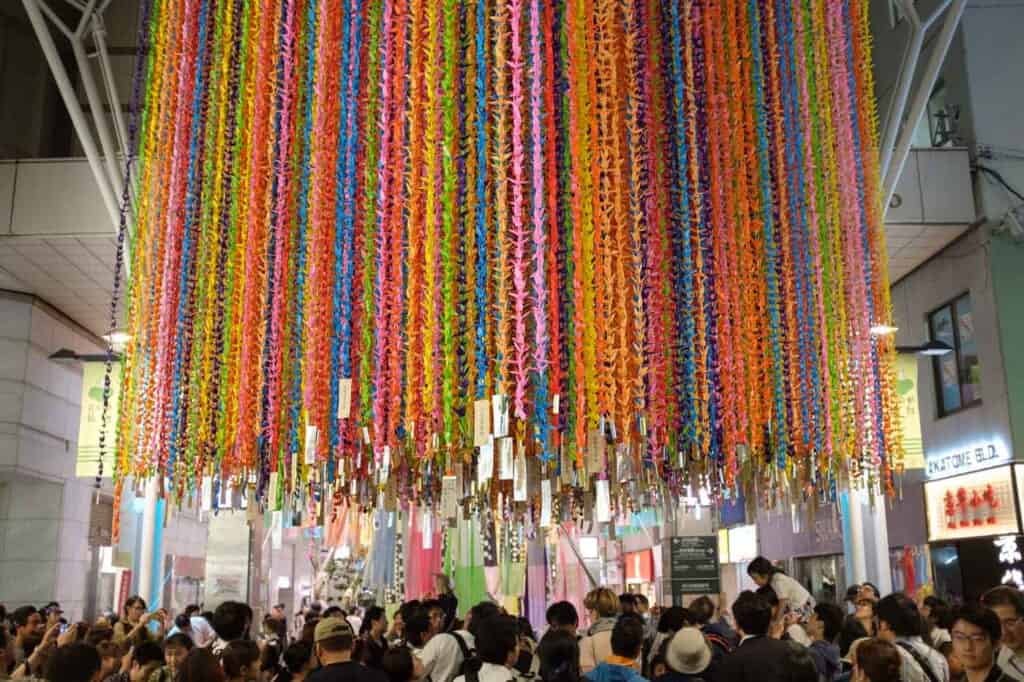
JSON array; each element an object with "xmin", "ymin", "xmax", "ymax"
[{"xmin": 450, "ymin": 632, "xmax": 483, "ymax": 682}]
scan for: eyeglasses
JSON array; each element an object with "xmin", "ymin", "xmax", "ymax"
[{"xmin": 952, "ymin": 631, "xmax": 991, "ymax": 644}]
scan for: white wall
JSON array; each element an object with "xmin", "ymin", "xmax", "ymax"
[
  {"xmin": 889, "ymin": 226, "xmax": 1014, "ymax": 473},
  {"xmin": 0, "ymin": 292, "xmax": 106, "ymax": 618}
]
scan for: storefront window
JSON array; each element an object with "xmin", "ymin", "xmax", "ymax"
[
  {"xmin": 929, "ymin": 293, "xmax": 982, "ymax": 417},
  {"xmin": 792, "ymin": 555, "xmax": 845, "ymax": 606}
]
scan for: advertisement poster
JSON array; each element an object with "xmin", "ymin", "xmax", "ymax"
[{"xmin": 76, "ymin": 361, "xmax": 120, "ymax": 478}]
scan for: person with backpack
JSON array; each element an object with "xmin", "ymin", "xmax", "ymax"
[
  {"xmin": 875, "ymin": 593, "xmax": 949, "ymax": 682},
  {"xmin": 419, "ymin": 602, "xmax": 502, "ymax": 682},
  {"xmin": 452, "ymin": 615, "xmax": 520, "ymax": 682},
  {"xmin": 686, "ymin": 597, "xmax": 735, "ymax": 666},
  {"xmin": 807, "ymin": 603, "xmax": 844, "ymax": 682}
]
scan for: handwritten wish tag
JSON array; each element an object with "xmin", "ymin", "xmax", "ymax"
[
  {"xmin": 513, "ymin": 452, "xmax": 528, "ymax": 502},
  {"xmin": 540, "ymin": 480, "xmax": 552, "ymax": 527},
  {"xmin": 498, "ymin": 437, "xmax": 514, "ymax": 480},
  {"xmin": 478, "ymin": 436, "xmax": 495, "ymax": 485},
  {"xmin": 492, "ymin": 394, "xmax": 510, "ymax": 438},
  {"xmin": 441, "ymin": 475, "xmax": 459, "ymax": 519},
  {"xmin": 474, "ymin": 398, "xmax": 491, "ymax": 446},
  {"xmin": 304, "ymin": 425, "xmax": 319, "ymax": 465},
  {"xmin": 337, "ymin": 378, "xmax": 352, "ymax": 420}
]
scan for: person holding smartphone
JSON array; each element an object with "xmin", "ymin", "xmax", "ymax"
[{"xmin": 112, "ymin": 597, "xmax": 166, "ymax": 647}]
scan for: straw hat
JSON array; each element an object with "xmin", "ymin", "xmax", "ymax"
[{"xmin": 665, "ymin": 627, "xmax": 712, "ymax": 676}]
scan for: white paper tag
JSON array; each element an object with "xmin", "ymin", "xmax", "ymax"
[
  {"xmin": 362, "ymin": 426, "xmax": 371, "ymax": 445},
  {"xmin": 272, "ymin": 511, "xmax": 283, "ymax": 550},
  {"xmin": 498, "ymin": 437, "xmax": 514, "ymax": 480},
  {"xmin": 478, "ymin": 436, "xmax": 494, "ymax": 485},
  {"xmin": 541, "ymin": 480, "xmax": 552, "ymax": 527},
  {"xmin": 441, "ymin": 475, "xmax": 459, "ymax": 519},
  {"xmin": 474, "ymin": 398, "xmax": 491, "ymax": 446},
  {"xmin": 492, "ymin": 394, "xmax": 510, "ymax": 438},
  {"xmin": 268, "ymin": 472, "xmax": 280, "ymax": 511},
  {"xmin": 595, "ymin": 479, "xmax": 611, "ymax": 523},
  {"xmin": 337, "ymin": 378, "xmax": 353, "ymax": 420},
  {"xmin": 552, "ymin": 393, "xmax": 560, "ymax": 415},
  {"xmin": 380, "ymin": 446, "xmax": 391, "ymax": 483},
  {"xmin": 304, "ymin": 425, "xmax": 319, "ymax": 465},
  {"xmin": 201, "ymin": 476, "xmax": 213, "ymax": 512},
  {"xmin": 514, "ymin": 452, "xmax": 528, "ymax": 502},
  {"xmin": 422, "ymin": 508, "xmax": 434, "ymax": 548}
]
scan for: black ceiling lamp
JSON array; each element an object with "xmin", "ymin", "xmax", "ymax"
[
  {"xmin": 895, "ymin": 340, "xmax": 954, "ymax": 356},
  {"xmin": 49, "ymin": 348, "xmax": 122, "ymax": 363}
]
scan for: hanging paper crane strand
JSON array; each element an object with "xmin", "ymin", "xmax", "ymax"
[{"xmin": 115, "ymin": 0, "xmax": 900, "ymax": 513}]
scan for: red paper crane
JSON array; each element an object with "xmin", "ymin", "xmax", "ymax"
[
  {"xmin": 970, "ymin": 489, "xmax": 984, "ymax": 526},
  {"xmin": 944, "ymin": 491, "xmax": 958, "ymax": 530},
  {"xmin": 984, "ymin": 484, "xmax": 1000, "ymax": 525},
  {"xmin": 957, "ymin": 487, "xmax": 970, "ymax": 528}
]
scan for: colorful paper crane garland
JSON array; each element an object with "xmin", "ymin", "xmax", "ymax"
[{"xmin": 112, "ymin": 0, "xmax": 900, "ymax": 516}]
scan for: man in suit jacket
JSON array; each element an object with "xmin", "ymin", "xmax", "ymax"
[{"xmin": 715, "ymin": 590, "xmax": 803, "ymax": 682}]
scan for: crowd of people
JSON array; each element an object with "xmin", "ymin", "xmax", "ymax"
[{"xmin": 4, "ymin": 559, "xmax": 1024, "ymax": 682}]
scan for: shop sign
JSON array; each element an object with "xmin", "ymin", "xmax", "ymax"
[
  {"xmin": 924, "ymin": 466, "xmax": 1021, "ymax": 541},
  {"xmin": 995, "ymin": 535, "xmax": 1024, "ymax": 588},
  {"xmin": 926, "ymin": 440, "xmax": 1011, "ymax": 479},
  {"xmin": 896, "ymin": 354, "xmax": 925, "ymax": 470},
  {"xmin": 76, "ymin": 360, "xmax": 121, "ymax": 478}
]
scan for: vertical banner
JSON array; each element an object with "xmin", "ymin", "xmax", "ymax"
[
  {"xmin": 76, "ymin": 361, "xmax": 121, "ymax": 477},
  {"xmin": 896, "ymin": 355, "xmax": 924, "ymax": 469}
]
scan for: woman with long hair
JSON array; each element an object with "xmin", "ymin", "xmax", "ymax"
[
  {"xmin": 112, "ymin": 596, "xmax": 165, "ymax": 646},
  {"xmin": 538, "ymin": 629, "xmax": 581, "ymax": 682},
  {"xmin": 359, "ymin": 606, "xmax": 389, "ymax": 669}
]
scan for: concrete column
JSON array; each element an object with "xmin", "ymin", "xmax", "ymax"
[{"xmin": 138, "ymin": 477, "xmax": 159, "ymax": 606}]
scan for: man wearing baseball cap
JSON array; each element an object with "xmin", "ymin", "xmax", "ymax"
[{"xmin": 307, "ymin": 617, "xmax": 386, "ymax": 682}]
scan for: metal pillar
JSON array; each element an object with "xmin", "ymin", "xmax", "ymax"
[
  {"xmin": 22, "ymin": 0, "xmax": 122, "ymax": 228},
  {"xmin": 882, "ymin": 0, "xmax": 968, "ymax": 215}
]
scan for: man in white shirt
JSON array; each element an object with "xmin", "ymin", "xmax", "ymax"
[
  {"xmin": 419, "ymin": 602, "xmax": 501, "ymax": 682},
  {"xmin": 877, "ymin": 593, "xmax": 950, "ymax": 682},
  {"xmin": 983, "ymin": 586, "xmax": 1024, "ymax": 681}
]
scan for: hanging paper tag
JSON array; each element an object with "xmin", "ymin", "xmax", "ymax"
[
  {"xmin": 492, "ymin": 394, "xmax": 510, "ymax": 438},
  {"xmin": 498, "ymin": 438, "xmax": 514, "ymax": 480},
  {"xmin": 441, "ymin": 475, "xmax": 459, "ymax": 519},
  {"xmin": 478, "ymin": 436, "xmax": 495, "ymax": 485},
  {"xmin": 246, "ymin": 487, "xmax": 260, "ymax": 522},
  {"xmin": 552, "ymin": 394, "xmax": 560, "ymax": 415},
  {"xmin": 304, "ymin": 425, "xmax": 319, "ymax": 465},
  {"xmin": 362, "ymin": 427, "xmax": 371, "ymax": 445},
  {"xmin": 271, "ymin": 472, "xmax": 283, "ymax": 511},
  {"xmin": 513, "ymin": 452, "xmax": 528, "ymax": 502},
  {"xmin": 586, "ymin": 428, "xmax": 605, "ymax": 473},
  {"xmin": 337, "ymin": 379, "xmax": 353, "ymax": 420},
  {"xmin": 422, "ymin": 508, "xmax": 433, "ymax": 548},
  {"xmin": 380, "ymin": 446, "xmax": 391, "ymax": 483},
  {"xmin": 541, "ymin": 480, "xmax": 552, "ymax": 527},
  {"xmin": 474, "ymin": 398, "xmax": 491, "ymax": 446},
  {"xmin": 201, "ymin": 476, "xmax": 213, "ymax": 512},
  {"xmin": 595, "ymin": 479, "xmax": 611, "ymax": 523},
  {"xmin": 272, "ymin": 511, "xmax": 283, "ymax": 550}
]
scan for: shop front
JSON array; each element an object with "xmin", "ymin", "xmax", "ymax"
[{"xmin": 924, "ymin": 463, "xmax": 1024, "ymax": 601}]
